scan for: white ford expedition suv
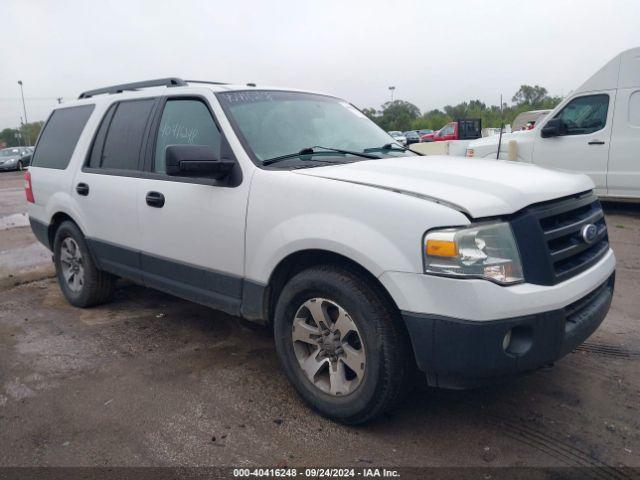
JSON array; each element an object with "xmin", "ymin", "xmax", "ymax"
[{"xmin": 26, "ymin": 78, "xmax": 615, "ymax": 424}]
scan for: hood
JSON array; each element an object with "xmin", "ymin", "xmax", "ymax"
[{"xmin": 293, "ymin": 155, "xmax": 594, "ymax": 218}]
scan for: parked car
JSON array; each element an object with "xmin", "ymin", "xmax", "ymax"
[
  {"xmin": 467, "ymin": 47, "xmax": 640, "ymax": 201},
  {"xmin": 388, "ymin": 130, "xmax": 407, "ymax": 145},
  {"xmin": 0, "ymin": 147, "xmax": 32, "ymax": 171},
  {"xmin": 27, "ymin": 78, "xmax": 615, "ymax": 424},
  {"xmin": 511, "ymin": 110, "xmax": 551, "ymax": 131},
  {"xmin": 403, "ymin": 131, "xmax": 421, "ymax": 144},
  {"xmin": 420, "ymin": 129, "xmax": 437, "ymax": 142},
  {"xmin": 429, "ymin": 119, "xmax": 482, "ymax": 142}
]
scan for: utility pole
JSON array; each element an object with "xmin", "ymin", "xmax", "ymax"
[
  {"xmin": 17, "ymin": 80, "xmax": 31, "ymax": 145},
  {"xmin": 18, "ymin": 117, "xmax": 24, "ymax": 147},
  {"xmin": 388, "ymin": 86, "xmax": 396, "ymax": 102}
]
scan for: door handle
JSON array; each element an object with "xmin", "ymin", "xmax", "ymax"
[
  {"xmin": 76, "ymin": 183, "xmax": 89, "ymax": 196},
  {"xmin": 146, "ymin": 191, "xmax": 165, "ymax": 208},
  {"xmin": 588, "ymin": 140, "xmax": 605, "ymax": 145}
]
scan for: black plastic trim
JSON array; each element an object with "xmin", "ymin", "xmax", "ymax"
[
  {"xmin": 84, "ymin": 238, "xmax": 265, "ymax": 320},
  {"xmin": 240, "ymin": 280, "xmax": 268, "ymax": 323},
  {"xmin": 402, "ymin": 274, "xmax": 614, "ymax": 389},
  {"xmin": 29, "ymin": 217, "xmax": 51, "ymax": 250},
  {"xmin": 508, "ymin": 190, "xmax": 608, "ymax": 286}
]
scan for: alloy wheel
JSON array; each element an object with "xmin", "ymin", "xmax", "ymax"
[
  {"xmin": 60, "ymin": 237, "xmax": 85, "ymax": 292},
  {"xmin": 291, "ymin": 298, "xmax": 366, "ymax": 396}
]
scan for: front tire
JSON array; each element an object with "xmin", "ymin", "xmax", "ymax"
[
  {"xmin": 53, "ymin": 221, "xmax": 115, "ymax": 307},
  {"xmin": 274, "ymin": 265, "xmax": 413, "ymax": 424}
]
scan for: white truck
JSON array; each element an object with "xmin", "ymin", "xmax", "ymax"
[
  {"xmin": 26, "ymin": 78, "xmax": 615, "ymax": 424},
  {"xmin": 467, "ymin": 47, "xmax": 640, "ymax": 201}
]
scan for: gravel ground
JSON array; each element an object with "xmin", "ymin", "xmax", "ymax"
[{"xmin": 0, "ymin": 170, "xmax": 638, "ymax": 472}]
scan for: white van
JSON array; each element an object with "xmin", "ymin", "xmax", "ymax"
[
  {"xmin": 26, "ymin": 78, "xmax": 615, "ymax": 424},
  {"xmin": 467, "ymin": 47, "xmax": 640, "ymax": 200}
]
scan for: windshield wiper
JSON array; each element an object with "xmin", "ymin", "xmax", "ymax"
[
  {"xmin": 262, "ymin": 146, "xmax": 380, "ymax": 166},
  {"xmin": 364, "ymin": 143, "xmax": 408, "ymax": 153}
]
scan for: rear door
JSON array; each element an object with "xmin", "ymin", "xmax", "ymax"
[
  {"xmin": 74, "ymin": 98, "xmax": 158, "ymax": 281},
  {"xmin": 533, "ymin": 93, "xmax": 614, "ymax": 195},
  {"xmin": 135, "ymin": 94, "xmax": 248, "ymax": 315},
  {"xmin": 607, "ymin": 88, "xmax": 640, "ymax": 198}
]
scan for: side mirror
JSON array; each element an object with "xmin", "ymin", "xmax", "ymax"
[
  {"xmin": 165, "ymin": 145, "xmax": 235, "ymax": 179},
  {"xmin": 541, "ymin": 118, "xmax": 567, "ymax": 138}
]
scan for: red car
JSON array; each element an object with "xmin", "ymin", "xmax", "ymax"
[{"xmin": 421, "ymin": 119, "xmax": 481, "ymax": 142}]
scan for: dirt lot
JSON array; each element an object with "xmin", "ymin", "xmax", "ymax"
[{"xmin": 0, "ymin": 170, "xmax": 639, "ymax": 473}]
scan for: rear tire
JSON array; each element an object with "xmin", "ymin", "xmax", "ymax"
[
  {"xmin": 53, "ymin": 221, "xmax": 115, "ymax": 307},
  {"xmin": 273, "ymin": 265, "xmax": 414, "ymax": 424}
]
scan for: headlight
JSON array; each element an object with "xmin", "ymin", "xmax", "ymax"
[
  {"xmin": 6, "ymin": 158, "xmax": 16, "ymax": 163},
  {"xmin": 423, "ymin": 222, "xmax": 523, "ymax": 285}
]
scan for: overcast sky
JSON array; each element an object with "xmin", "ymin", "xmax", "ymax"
[{"xmin": 1, "ymin": 0, "xmax": 639, "ymax": 130}]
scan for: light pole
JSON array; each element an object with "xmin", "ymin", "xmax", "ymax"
[
  {"xmin": 17, "ymin": 80, "xmax": 31, "ymax": 145},
  {"xmin": 388, "ymin": 86, "xmax": 396, "ymax": 102}
]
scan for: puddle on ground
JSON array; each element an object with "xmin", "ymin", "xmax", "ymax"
[{"xmin": 0, "ymin": 213, "xmax": 29, "ymax": 231}]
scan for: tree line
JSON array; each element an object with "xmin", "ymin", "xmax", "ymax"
[
  {"xmin": 0, "ymin": 122, "xmax": 44, "ymax": 148},
  {"xmin": 361, "ymin": 84, "xmax": 563, "ymax": 132},
  {"xmin": 0, "ymin": 85, "xmax": 562, "ymax": 148}
]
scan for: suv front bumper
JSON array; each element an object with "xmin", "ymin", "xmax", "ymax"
[{"xmin": 402, "ymin": 274, "xmax": 614, "ymax": 388}]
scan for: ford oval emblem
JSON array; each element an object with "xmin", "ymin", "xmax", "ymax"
[{"xmin": 581, "ymin": 224, "xmax": 598, "ymax": 244}]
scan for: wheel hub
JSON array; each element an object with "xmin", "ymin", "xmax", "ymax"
[{"xmin": 319, "ymin": 331, "xmax": 342, "ymax": 358}]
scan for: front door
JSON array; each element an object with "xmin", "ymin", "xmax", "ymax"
[
  {"xmin": 533, "ymin": 92, "xmax": 614, "ymax": 196},
  {"xmin": 136, "ymin": 95, "xmax": 249, "ymax": 315}
]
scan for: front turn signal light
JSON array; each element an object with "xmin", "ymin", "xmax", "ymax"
[{"xmin": 426, "ymin": 239, "xmax": 457, "ymax": 257}]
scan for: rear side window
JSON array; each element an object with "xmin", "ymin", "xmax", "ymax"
[
  {"xmin": 99, "ymin": 99, "xmax": 155, "ymax": 170},
  {"xmin": 31, "ymin": 105, "xmax": 94, "ymax": 169}
]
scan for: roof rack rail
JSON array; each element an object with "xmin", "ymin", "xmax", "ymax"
[
  {"xmin": 78, "ymin": 77, "xmax": 188, "ymax": 99},
  {"xmin": 184, "ymin": 79, "xmax": 229, "ymax": 86}
]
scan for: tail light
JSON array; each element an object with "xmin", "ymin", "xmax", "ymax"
[{"xmin": 24, "ymin": 171, "xmax": 35, "ymax": 203}]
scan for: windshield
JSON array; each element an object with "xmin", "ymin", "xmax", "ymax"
[
  {"xmin": 218, "ymin": 91, "xmax": 409, "ymax": 164},
  {"xmin": 0, "ymin": 148, "xmax": 20, "ymax": 157}
]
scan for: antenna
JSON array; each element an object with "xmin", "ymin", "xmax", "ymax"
[{"xmin": 496, "ymin": 94, "xmax": 504, "ymax": 160}]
